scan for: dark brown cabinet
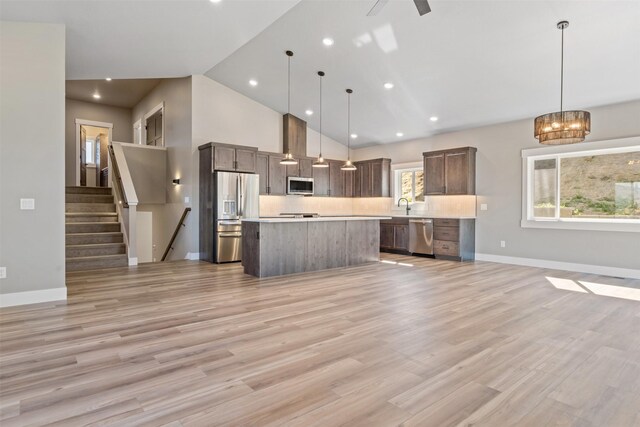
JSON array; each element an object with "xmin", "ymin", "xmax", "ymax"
[
  {"xmin": 256, "ymin": 152, "xmax": 289, "ymax": 195},
  {"xmin": 268, "ymin": 154, "xmax": 287, "ymax": 195},
  {"xmin": 286, "ymin": 157, "xmax": 313, "ymax": 178},
  {"xmin": 423, "ymin": 147, "xmax": 476, "ymax": 195},
  {"xmin": 329, "ymin": 161, "xmax": 344, "ymax": 197},
  {"xmin": 204, "ymin": 142, "xmax": 258, "ymax": 173},
  {"xmin": 256, "ymin": 152, "xmax": 269, "ymax": 195},
  {"xmin": 312, "ymin": 164, "xmax": 330, "ymax": 196},
  {"xmin": 380, "ymin": 218, "xmax": 409, "ymax": 252},
  {"xmin": 433, "ymin": 218, "xmax": 475, "ymax": 261},
  {"xmin": 354, "ymin": 159, "xmax": 391, "ymax": 198}
]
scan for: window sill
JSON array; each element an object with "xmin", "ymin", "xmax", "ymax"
[{"xmin": 521, "ymin": 219, "xmax": 640, "ymax": 233}]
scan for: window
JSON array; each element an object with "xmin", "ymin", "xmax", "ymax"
[
  {"xmin": 85, "ymin": 139, "xmax": 95, "ymax": 164},
  {"xmin": 522, "ymin": 138, "xmax": 640, "ymax": 232},
  {"xmin": 394, "ymin": 168, "xmax": 424, "ymax": 203}
]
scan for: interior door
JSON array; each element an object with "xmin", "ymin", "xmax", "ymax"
[{"xmin": 80, "ymin": 126, "xmax": 87, "ymax": 186}]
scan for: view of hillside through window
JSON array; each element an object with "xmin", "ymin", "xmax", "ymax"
[
  {"xmin": 533, "ymin": 150, "xmax": 640, "ymax": 219},
  {"xmin": 400, "ymin": 170, "xmax": 424, "ymax": 202}
]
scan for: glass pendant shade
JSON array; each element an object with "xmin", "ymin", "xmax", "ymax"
[
  {"xmin": 341, "ymin": 159, "xmax": 357, "ymax": 171},
  {"xmin": 312, "ymin": 157, "xmax": 329, "ymax": 168},
  {"xmin": 280, "ymin": 152, "xmax": 298, "ymax": 165},
  {"xmin": 534, "ymin": 110, "xmax": 591, "ymax": 145}
]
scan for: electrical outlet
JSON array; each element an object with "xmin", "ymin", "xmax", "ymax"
[
  {"xmin": 20, "ymin": 198, "xmax": 35, "ymax": 210},
  {"xmin": 480, "ymin": 203, "xmax": 488, "ymax": 211},
  {"xmin": 500, "ymin": 240, "xmax": 506, "ymax": 248},
  {"xmin": 0, "ymin": 267, "xmax": 6, "ymax": 279}
]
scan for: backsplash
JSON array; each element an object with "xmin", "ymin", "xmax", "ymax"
[
  {"xmin": 259, "ymin": 195, "xmax": 476, "ymax": 218},
  {"xmin": 259, "ymin": 195, "xmax": 353, "ymax": 217}
]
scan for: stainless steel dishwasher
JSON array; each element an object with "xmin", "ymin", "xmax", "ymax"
[{"xmin": 409, "ymin": 219, "xmax": 434, "ymax": 255}]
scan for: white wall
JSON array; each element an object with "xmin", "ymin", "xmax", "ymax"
[
  {"xmin": 353, "ymin": 99, "xmax": 640, "ymax": 271},
  {"xmin": 0, "ymin": 22, "xmax": 66, "ymax": 305}
]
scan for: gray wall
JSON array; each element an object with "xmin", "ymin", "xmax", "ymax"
[
  {"xmin": 353, "ymin": 99, "xmax": 640, "ymax": 270},
  {"xmin": 121, "ymin": 145, "xmax": 167, "ymax": 204},
  {"xmin": 0, "ymin": 22, "xmax": 66, "ymax": 295},
  {"xmin": 132, "ymin": 78, "xmax": 193, "ymax": 261},
  {"xmin": 65, "ymin": 98, "xmax": 132, "ymax": 186}
]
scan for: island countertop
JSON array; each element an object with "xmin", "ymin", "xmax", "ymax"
[{"xmin": 243, "ymin": 216, "xmax": 392, "ymax": 223}]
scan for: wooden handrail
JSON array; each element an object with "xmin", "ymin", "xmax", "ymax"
[
  {"xmin": 108, "ymin": 145, "xmax": 129, "ymax": 208},
  {"xmin": 162, "ymin": 207, "xmax": 192, "ymax": 261}
]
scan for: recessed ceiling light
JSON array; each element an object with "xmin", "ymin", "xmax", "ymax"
[
  {"xmin": 305, "ymin": 109, "xmax": 313, "ymax": 116},
  {"xmin": 105, "ymin": 77, "xmax": 112, "ymax": 81},
  {"xmin": 322, "ymin": 37, "xmax": 334, "ymax": 46},
  {"xmin": 350, "ymin": 133, "xmax": 358, "ymax": 139},
  {"xmin": 383, "ymin": 82, "xmax": 394, "ymax": 89},
  {"xmin": 396, "ymin": 132, "xmax": 404, "ymax": 137},
  {"xmin": 93, "ymin": 93, "xmax": 101, "ymax": 99},
  {"xmin": 248, "ymin": 79, "xmax": 258, "ymax": 87},
  {"xmin": 209, "ymin": 0, "xmax": 221, "ymax": 3},
  {"xmin": 430, "ymin": 116, "xmax": 438, "ymax": 122}
]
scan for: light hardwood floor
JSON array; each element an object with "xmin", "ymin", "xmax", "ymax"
[{"xmin": 1, "ymin": 254, "xmax": 639, "ymax": 426}]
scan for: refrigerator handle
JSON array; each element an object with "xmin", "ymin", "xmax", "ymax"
[{"xmin": 237, "ymin": 175, "xmax": 243, "ymax": 217}]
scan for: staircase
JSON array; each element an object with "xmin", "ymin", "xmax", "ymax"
[{"xmin": 65, "ymin": 186, "xmax": 128, "ymax": 272}]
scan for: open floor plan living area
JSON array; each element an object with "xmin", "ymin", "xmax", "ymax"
[{"xmin": 1, "ymin": 1, "xmax": 639, "ymax": 426}]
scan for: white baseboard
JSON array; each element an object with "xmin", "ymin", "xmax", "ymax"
[
  {"xmin": 185, "ymin": 252, "xmax": 200, "ymax": 261},
  {"xmin": 475, "ymin": 253, "xmax": 640, "ymax": 280},
  {"xmin": 128, "ymin": 257, "xmax": 138, "ymax": 266},
  {"xmin": 0, "ymin": 287, "xmax": 67, "ymax": 308}
]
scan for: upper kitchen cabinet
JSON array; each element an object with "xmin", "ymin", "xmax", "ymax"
[
  {"xmin": 423, "ymin": 147, "xmax": 477, "ymax": 195},
  {"xmin": 255, "ymin": 152, "xmax": 288, "ymax": 196},
  {"xmin": 286, "ymin": 157, "xmax": 313, "ymax": 178},
  {"xmin": 312, "ymin": 163, "xmax": 330, "ymax": 196},
  {"xmin": 328, "ymin": 161, "xmax": 344, "ymax": 197},
  {"xmin": 354, "ymin": 159, "xmax": 391, "ymax": 197},
  {"xmin": 202, "ymin": 142, "xmax": 258, "ymax": 173}
]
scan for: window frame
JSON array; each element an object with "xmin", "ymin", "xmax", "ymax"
[
  {"xmin": 392, "ymin": 162, "xmax": 425, "ymax": 209},
  {"xmin": 521, "ymin": 136, "xmax": 640, "ymax": 233}
]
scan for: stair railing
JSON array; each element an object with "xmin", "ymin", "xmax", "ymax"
[
  {"xmin": 162, "ymin": 208, "xmax": 192, "ymax": 261},
  {"xmin": 108, "ymin": 143, "xmax": 139, "ymax": 266}
]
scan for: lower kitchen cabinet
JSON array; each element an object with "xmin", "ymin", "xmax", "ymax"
[
  {"xmin": 380, "ymin": 219, "xmax": 409, "ymax": 253},
  {"xmin": 433, "ymin": 218, "xmax": 475, "ymax": 261}
]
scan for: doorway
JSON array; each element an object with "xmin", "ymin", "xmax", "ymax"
[{"xmin": 75, "ymin": 119, "xmax": 113, "ymax": 187}]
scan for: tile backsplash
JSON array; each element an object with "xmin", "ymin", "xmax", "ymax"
[{"xmin": 259, "ymin": 195, "xmax": 477, "ymax": 218}]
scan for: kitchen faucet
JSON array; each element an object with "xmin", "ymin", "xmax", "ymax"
[{"xmin": 397, "ymin": 198, "xmax": 411, "ymax": 215}]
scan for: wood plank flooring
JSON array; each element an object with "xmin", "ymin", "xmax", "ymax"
[{"xmin": 1, "ymin": 254, "xmax": 639, "ymax": 426}]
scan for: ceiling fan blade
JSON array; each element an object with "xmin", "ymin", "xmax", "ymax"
[
  {"xmin": 413, "ymin": 0, "xmax": 431, "ymax": 15},
  {"xmin": 367, "ymin": 0, "xmax": 389, "ymax": 16}
]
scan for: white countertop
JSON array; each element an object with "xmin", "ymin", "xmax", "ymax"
[
  {"xmin": 388, "ymin": 215, "xmax": 477, "ymax": 219},
  {"xmin": 244, "ymin": 216, "xmax": 392, "ymax": 223}
]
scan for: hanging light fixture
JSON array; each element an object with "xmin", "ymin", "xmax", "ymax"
[
  {"xmin": 341, "ymin": 89, "xmax": 357, "ymax": 171},
  {"xmin": 534, "ymin": 21, "xmax": 591, "ymax": 145},
  {"xmin": 281, "ymin": 50, "xmax": 298, "ymax": 165},
  {"xmin": 312, "ymin": 71, "xmax": 329, "ymax": 168}
]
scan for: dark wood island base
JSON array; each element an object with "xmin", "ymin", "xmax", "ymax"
[{"xmin": 242, "ymin": 217, "xmax": 389, "ymax": 278}]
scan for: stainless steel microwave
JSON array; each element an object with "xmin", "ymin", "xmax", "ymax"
[{"xmin": 287, "ymin": 177, "xmax": 314, "ymax": 195}]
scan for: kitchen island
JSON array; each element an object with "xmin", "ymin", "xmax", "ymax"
[{"xmin": 242, "ymin": 217, "xmax": 390, "ymax": 278}]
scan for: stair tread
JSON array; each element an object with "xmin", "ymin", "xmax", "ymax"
[
  {"xmin": 66, "ymin": 232, "xmax": 123, "ymax": 236},
  {"xmin": 66, "ymin": 243, "xmax": 125, "ymax": 248},
  {"xmin": 66, "ymin": 212, "xmax": 117, "ymax": 216},
  {"xmin": 66, "ymin": 221, "xmax": 120, "ymax": 225},
  {"xmin": 66, "ymin": 254, "xmax": 127, "ymax": 261}
]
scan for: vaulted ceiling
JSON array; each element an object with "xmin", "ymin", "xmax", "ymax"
[{"xmin": 2, "ymin": 0, "xmax": 639, "ymax": 147}]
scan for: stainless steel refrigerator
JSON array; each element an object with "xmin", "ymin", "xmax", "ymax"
[{"xmin": 214, "ymin": 171, "xmax": 259, "ymax": 263}]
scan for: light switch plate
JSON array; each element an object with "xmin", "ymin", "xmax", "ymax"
[
  {"xmin": 0, "ymin": 267, "xmax": 6, "ymax": 279},
  {"xmin": 480, "ymin": 203, "xmax": 488, "ymax": 211},
  {"xmin": 20, "ymin": 198, "xmax": 35, "ymax": 210},
  {"xmin": 500, "ymin": 240, "xmax": 506, "ymax": 248},
  {"xmin": 184, "ymin": 197, "xmax": 190, "ymax": 204}
]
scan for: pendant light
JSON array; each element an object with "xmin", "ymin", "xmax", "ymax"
[
  {"xmin": 341, "ymin": 89, "xmax": 357, "ymax": 171},
  {"xmin": 281, "ymin": 50, "xmax": 298, "ymax": 165},
  {"xmin": 534, "ymin": 21, "xmax": 590, "ymax": 145},
  {"xmin": 312, "ymin": 71, "xmax": 329, "ymax": 168}
]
